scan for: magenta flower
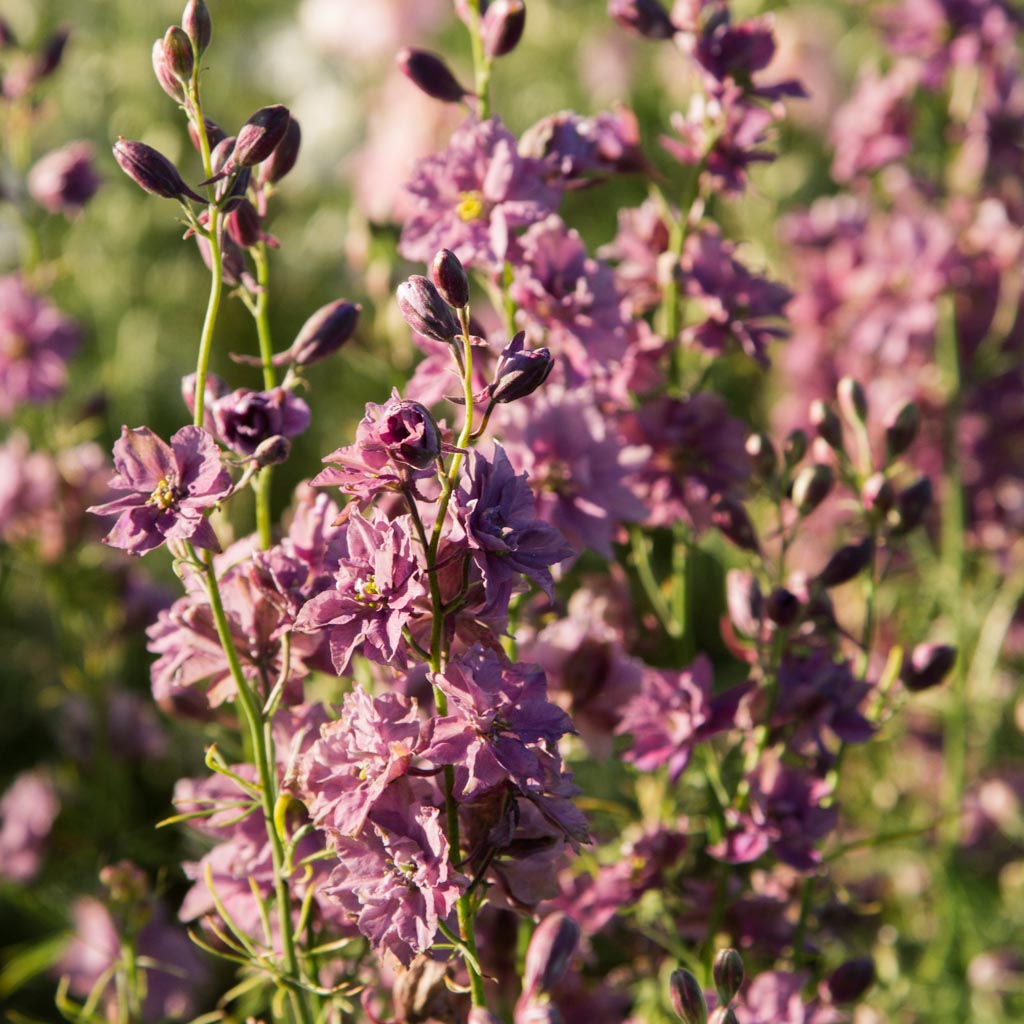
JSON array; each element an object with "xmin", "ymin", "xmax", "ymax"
[
  {"xmin": 0, "ymin": 770, "xmax": 60, "ymax": 883},
  {"xmin": 28, "ymin": 140, "xmax": 101, "ymax": 217},
  {"xmin": 211, "ymin": 386, "xmax": 311, "ymax": 456},
  {"xmin": 88, "ymin": 426, "xmax": 232, "ymax": 555},
  {"xmin": 400, "ymin": 117, "xmax": 562, "ymax": 273},
  {"xmin": 599, "ymin": 198, "xmax": 672, "ymax": 314},
  {"xmin": 0, "ymin": 275, "xmax": 80, "ymax": 417},
  {"xmin": 294, "ymin": 509, "xmax": 427, "ymax": 673}
]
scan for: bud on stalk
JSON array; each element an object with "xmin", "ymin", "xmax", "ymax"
[
  {"xmin": 791, "ymin": 463, "xmax": 834, "ymax": 515},
  {"xmin": 889, "ymin": 476, "xmax": 932, "ymax": 535},
  {"xmin": 161, "ymin": 25, "xmax": 193, "ymax": 83},
  {"xmin": 113, "ymin": 138, "xmax": 206, "ymax": 202},
  {"xmin": 669, "ymin": 968, "xmax": 708, "ymax": 1024},
  {"xmin": 712, "ymin": 949, "xmax": 744, "ymax": 1005},
  {"xmin": 816, "ymin": 537, "xmax": 874, "ymax": 588},
  {"xmin": 431, "ymin": 248, "xmax": 470, "ymax": 309},
  {"xmin": 609, "ymin": 0, "xmax": 678, "ymax": 40},
  {"xmin": 837, "ymin": 376, "xmax": 869, "ymax": 425},
  {"xmin": 287, "ymin": 299, "xmax": 361, "ymax": 366},
  {"xmin": 257, "ymin": 115, "xmax": 301, "ymax": 185},
  {"xmin": 522, "ymin": 914, "xmax": 579, "ymax": 1001},
  {"xmin": 491, "ymin": 332, "xmax": 554, "ymax": 404},
  {"xmin": 397, "ymin": 48, "xmax": 469, "ymax": 103},
  {"xmin": 885, "ymin": 400, "xmax": 920, "ymax": 459},
  {"xmin": 397, "ymin": 276, "xmax": 463, "ymax": 342},
  {"xmin": 482, "ymin": 0, "xmax": 527, "ymax": 57},
  {"xmin": 182, "ymin": 0, "xmax": 212, "ymax": 57},
  {"xmin": 901, "ymin": 643, "xmax": 956, "ymax": 692}
]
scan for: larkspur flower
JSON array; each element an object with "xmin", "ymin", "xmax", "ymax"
[
  {"xmin": 400, "ymin": 117, "xmax": 562, "ymax": 273},
  {"xmin": 211, "ymin": 386, "xmax": 311, "ymax": 457},
  {"xmin": 0, "ymin": 770, "xmax": 60, "ymax": 883},
  {"xmin": 88, "ymin": 426, "xmax": 232, "ymax": 556}
]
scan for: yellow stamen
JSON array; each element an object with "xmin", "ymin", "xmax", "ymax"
[{"xmin": 456, "ymin": 190, "xmax": 485, "ymax": 222}]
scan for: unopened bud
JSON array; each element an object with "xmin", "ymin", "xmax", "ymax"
[
  {"xmin": 783, "ymin": 428, "xmax": 807, "ymax": 467},
  {"xmin": 0, "ymin": 18, "xmax": 17, "ymax": 48},
  {"xmin": 825, "ymin": 958, "xmax": 875, "ymax": 1003},
  {"xmin": 188, "ymin": 117, "xmax": 227, "ymax": 153},
  {"xmin": 491, "ymin": 332, "xmax": 554, "ymax": 403},
  {"xmin": 161, "ymin": 25, "xmax": 193, "ymax": 83},
  {"xmin": 289, "ymin": 299, "xmax": 360, "ymax": 366},
  {"xmin": 226, "ymin": 199, "xmax": 262, "ymax": 248},
  {"xmin": 233, "ymin": 105, "xmax": 291, "ymax": 168},
  {"xmin": 711, "ymin": 496, "xmax": 760, "ymax": 553},
  {"xmin": 902, "ymin": 643, "xmax": 956, "ymax": 692},
  {"xmin": 257, "ymin": 115, "xmax": 301, "ymax": 185},
  {"xmin": 182, "ymin": 0, "xmax": 212, "ymax": 57},
  {"xmin": 112, "ymin": 139, "xmax": 206, "ymax": 203},
  {"xmin": 378, "ymin": 397, "xmax": 443, "ymax": 469},
  {"xmin": 252, "ymin": 435, "xmax": 291, "ymax": 468},
  {"xmin": 810, "ymin": 400, "xmax": 843, "ymax": 450},
  {"xmin": 745, "ymin": 433, "xmax": 777, "ymax": 480},
  {"xmin": 712, "ymin": 949, "xmax": 744, "ymax": 1005},
  {"xmin": 522, "ymin": 913, "xmax": 579, "ymax": 1001},
  {"xmin": 791, "ymin": 463, "xmax": 834, "ymax": 515},
  {"xmin": 669, "ymin": 968, "xmax": 708, "ymax": 1024},
  {"xmin": 36, "ymin": 27, "xmax": 70, "ymax": 81},
  {"xmin": 397, "ymin": 48, "xmax": 468, "ymax": 103},
  {"xmin": 765, "ymin": 586, "xmax": 800, "ymax": 627},
  {"xmin": 397, "ymin": 276, "xmax": 462, "ymax": 342},
  {"xmin": 431, "ymin": 248, "xmax": 470, "ymax": 309},
  {"xmin": 889, "ymin": 476, "xmax": 932, "ymax": 535},
  {"xmin": 609, "ymin": 0, "xmax": 677, "ymax": 39},
  {"xmin": 861, "ymin": 472, "xmax": 895, "ymax": 515},
  {"xmin": 483, "ymin": 0, "xmax": 527, "ymax": 57},
  {"xmin": 885, "ymin": 401, "xmax": 920, "ymax": 459},
  {"xmin": 817, "ymin": 537, "xmax": 874, "ymax": 588},
  {"xmin": 837, "ymin": 376, "xmax": 868, "ymax": 425},
  {"xmin": 152, "ymin": 37, "xmax": 186, "ymax": 102}
]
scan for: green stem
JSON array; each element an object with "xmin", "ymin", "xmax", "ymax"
[
  {"xmin": 251, "ymin": 244, "xmax": 277, "ymax": 549},
  {"xmin": 466, "ymin": 0, "xmax": 493, "ymax": 120}
]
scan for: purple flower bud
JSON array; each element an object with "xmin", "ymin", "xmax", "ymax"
[
  {"xmin": 817, "ymin": 536, "xmax": 874, "ymax": 588},
  {"xmin": 712, "ymin": 949, "xmax": 744, "ymax": 1005},
  {"xmin": 902, "ymin": 643, "xmax": 956, "ymax": 692},
  {"xmin": 152, "ymin": 37, "xmax": 186, "ymax": 102},
  {"xmin": 28, "ymin": 141, "xmax": 101, "ymax": 217},
  {"xmin": 837, "ymin": 376, "xmax": 868, "ymax": 425},
  {"xmin": 161, "ymin": 26, "xmax": 193, "ymax": 84},
  {"xmin": 608, "ymin": 0, "xmax": 677, "ymax": 40},
  {"xmin": 861, "ymin": 472, "xmax": 895, "ymax": 515},
  {"xmin": 669, "ymin": 968, "xmax": 708, "ymax": 1024},
  {"xmin": 482, "ymin": 0, "xmax": 527, "ymax": 57},
  {"xmin": 377, "ymin": 397, "xmax": 443, "ymax": 469},
  {"xmin": 252, "ymin": 435, "xmax": 291, "ymax": 467},
  {"xmin": 257, "ymin": 115, "xmax": 301, "ymax": 185},
  {"xmin": 232, "ymin": 105, "xmax": 291, "ymax": 169},
  {"xmin": 188, "ymin": 117, "xmax": 227, "ymax": 154},
  {"xmin": 791, "ymin": 463, "xmax": 834, "ymax": 515},
  {"xmin": 182, "ymin": 0, "xmax": 212, "ymax": 57},
  {"xmin": 890, "ymin": 475, "xmax": 932, "ymax": 535},
  {"xmin": 522, "ymin": 914, "xmax": 580, "ymax": 1001},
  {"xmin": 431, "ymin": 248, "xmax": 470, "ymax": 309},
  {"xmin": 745, "ymin": 432, "xmax": 777, "ymax": 480},
  {"xmin": 212, "ymin": 387, "xmax": 311, "ymax": 456},
  {"xmin": 885, "ymin": 400, "xmax": 920, "ymax": 459},
  {"xmin": 765, "ymin": 586, "xmax": 800, "ymax": 626},
  {"xmin": 396, "ymin": 48, "xmax": 468, "ymax": 103},
  {"xmin": 810, "ymin": 400, "xmax": 843, "ymax": 450},
  {"xmin": 783, "ymin": 428, "xmax": 808, "ymax": 467},
  {"xmin": 225, "ymin": 198, "xmax": 262, "ymax": 248},
  {"xmin": 711, "ymin": 495, "xmax": 760, "ymax": 553},
  {"xmin": 288, "ymin": 299, "xmax": 360, "ymax": 366},
  {"xmin": 36, "ymin": 27, "xmax": 70, "ymax": 80},
  {"xmin": 397, "ymin": 275, "xmax": 462, "ymax": 343},
  {"xmin": 491, "ymin": 332, "xmax": 554, "ymax": 404},
  {"xmin": 0, "ymin": 18, "xmax": 17, "ymax": 48},
  {"xmin": 825, "ymin": 957, "xmax": 875, "ymax": 1003},
  {"xmin": 112, "ymin": 139, "xmax": 205, "ymax": 203}
]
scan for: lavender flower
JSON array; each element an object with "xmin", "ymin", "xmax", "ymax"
[
  {"xmin": 28, "ymin": 141, "xmax": 101, "ymax": 216},
  {"xmin": 0, "ymin": 770, "xmax": 60, "ymax": 883},
  {"xmin": 400, "ymin": 117, "xmax": 562, "ymax": 273},
  {"xmin": 0, "ymin": 275, "xmax": 80, "ymax": 416},
  {"xmin": 88, "ymin": 426, "xmax": 232, "ymax": 556},
  {"xmin": 211, "ymin": 386, "xmax": 311, "ymax": 456}
]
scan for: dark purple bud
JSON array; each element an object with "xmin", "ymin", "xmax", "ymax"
[
  {"xmin": 745, "ymin": 432, "xmax": 777, "ymax": 480},
  {"xmin": 902, "ymin": 643, "xmax": 956, "ymax": 692},
  {"xmin": 188, "ymin": 117, "xmax": 227, "ymax": 153},
  {"xmin": 431, "ymin": 248, "xmax": 470, "ymax": 309},
  {"xmin": 208, "ymin": 136, "xmax": 250, "ymax": 207},
  {"xmin": 837, "ymin": 376, "xmax": 868, "ymax": 425},
  {"xmin": 669, "ymin": 968, "xmax": 708, "ymax": 1024},
  {"xmin": 36, "ymin": 27, "xmax": 70, "ymax": 80},
  {"xmin": 783, "ymin": 428, "xmax": 808, "ymax": 467},
  {"xmin": 257, "ymin": 115, "xmax": 301, "ymax": 185},
  {"xmin": 889, "ymin": 475, "xmax": 932, "ymax": 535},
  {"xmin": 482, "ymin": 0, "xmax": 527, "ymax": 57},
  {"xmin": 885, "ymin": 400, "xmax": 920, "ymax": 459},
  {"xmin": 182, "ymin": 0, "xmax": 212, "ymax": 57},
  {"xmin": 379, "ymin": 399, "xmax": 443, "ymax": 469},
  {"xmin": 861, "ymin": 472, "xmax": 895, "ymax": 515},
  {"xmin": 711, "ymin": 496, "xmax": 760, "ymax": 553},
  {"xmin": 396, "ymin": 47, "xmax": 468, "ymax": 103},
  {"xmin": 817, "ymin": 536, "xmax": 874, "ymax": 588},
  {"xmin": 152, "ymin": 37, "xmax": 186, "ymax": 102},
  {"xmin": 213, "ymin": 387, "xmax": 311, "ymax": 456},
  {"xmin": 226, "ymin": 198, "xmax": 262, "ymax": 248},
  {"xmin": 161, "ymin": 26, "xmax": 193, "ymax": 83},
  {"xmin": 810, "ymin": 400, "xmax": 843, "ymax": 450},
  {"xmin": 825, "ymin": 958, "xmax": 875, "ymax": 1003},
  {"xmin": 491, "ymin": 332, "xmax": 554, "ymax": 403},
  {"xmin": 0, "ymin": 18, "xmax": 17, "ymax": 48},
  {"xmin": 609, "ymin": 0, "xmax": 677, "ymax": 40},
  {"xmin": 112, "ymin": 138, "xmax": 206, "ymax": 203},
  {"xmin": 791, "ymin": 462, "xmax": 834, "ymax": 515},
  {"xmin": 232, "ymin": 105, "xmax": 291, "ymax": 168},
  {"xmin": 523, "ymin": 914, "xmax": 579, "ymax": 1001},
  {"xmin": 252, "ymin": 434, "xmax": 291, "ymax": 467},
  {"xmin": 765, "ymin": 586, "xmax": 800, "ymax": 627},
  {"xmin": 712, "ymin": 949, "xmax": 744, "ymax": 1005},
  {"xmin": 288, "ymin": 299, "xmax": 360, "ymax": 365},
  {"xmin": 397, "ymin": 275, "xmax": 462, "ymax": 342}
]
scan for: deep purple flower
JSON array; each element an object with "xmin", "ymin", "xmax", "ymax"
[
  {"xmin": 88, "ymin": 426, "xmax": 232, "ymax": 556},
  {"xmin": 400, "ymin": 117, "xmax": 562, "ymax": 273},
  {"xmin": 456, "ymin": 444, "xmax": 574, "ymax": 606},
  {"xmin": 294, "ymin": 509, "xmax": 426, "ymax": 673},
  {"xmin": 0, "ymin": 770, "xmax": 60, "ymax": 883},
  {"xmin": 28, "ymin": 141, "xmax": 101, "ymax": 216},
  {"xmin": 0, "ymin": 275, "xmax": 80, "ymax": 416},
  {"xmin": 321, "ymin": 791, "xmax": 465, "ymax": 966},
  {"xmin": 211, "ymin": 386, "xmax": 311, "ymax": 456}
]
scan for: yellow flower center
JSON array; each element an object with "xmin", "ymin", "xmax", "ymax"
[
  {"xmin": 456, "ymin": 190, "xmax": 485, "ymax": 222},
  {"xmin": 148, "ymin": 477, "xmax": 177, "ymax": 510},
  {"xmin": 354, "ymin": 576, "xmax": 381, "ymax": 604}
]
